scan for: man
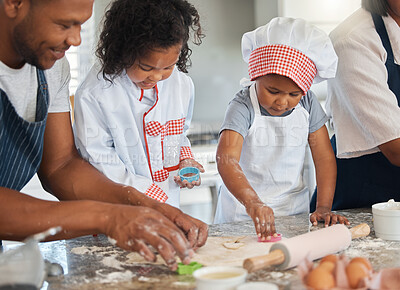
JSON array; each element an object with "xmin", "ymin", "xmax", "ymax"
[{"xmin": 0, "ymin": 0, "xmax": 208, "ymax": 271}]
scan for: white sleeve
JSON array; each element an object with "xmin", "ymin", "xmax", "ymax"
[
  {"xmin": 73, "ymin": 90, "xmax": 156, "ymax": 194},
  {"xmin": 182, "ymin": 77, "xmax": 194, "ymax": 148},
  {"xmin": 46, "ymin": 57, "xmax": 71, "ymax": 113},
  {"xmin": 327, "ymin": 34, "xmax": 400, "ymax": 158}
]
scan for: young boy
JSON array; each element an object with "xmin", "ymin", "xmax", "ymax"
[{"xmin": 214, "ymin": 17, "xmax": 349, "ymax": 240}]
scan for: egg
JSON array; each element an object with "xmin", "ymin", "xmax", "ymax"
[
  {"xmin": 318, "ymin": 261, "xmax": 335, "ymax": 273},
  {"xmin": 320, "ymin": 254, "xmax": 338, "ymax": 264},
  {"xmin": 346, "ymin": 261, "xmax": 369, "ymax": 289},
  {"xmin": 349, "ymin": 257, "xmax": 372, "ymax": 271},
  {"xmin": 306, "ymin": 267, "xmax": 336, "ymax": 290}
]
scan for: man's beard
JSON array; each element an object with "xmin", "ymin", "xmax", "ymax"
[{"xmin": 13, "ymin": 19, "xmax": 43, "ymax": 69}]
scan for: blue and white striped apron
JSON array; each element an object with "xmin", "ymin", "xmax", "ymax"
[
  {"xmin": 311, "ymin": 13, "xmax": 400, "ymax": 211},
  {"xmin": 0, "ymin": 69, "xmax": 49, "ymax": 190}
]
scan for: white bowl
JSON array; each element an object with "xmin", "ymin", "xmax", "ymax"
[
  {"xmin": 193, "ymin": 266, "xmax": 247, "ymax": 290},
  {"xmin": 372, "ymin": 199, "xmax": 400, "ymax": 241}
]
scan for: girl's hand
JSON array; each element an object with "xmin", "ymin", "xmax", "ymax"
[
  {"xmin": 246, "ymin": 201, "xmax": 276, "ymax": 240},
  {"xmin": 310, "ymin": 206, "xmax": 350, "ymax": 227},
  {"xmin": 174, "ymin": 159, "xmax": 205, "ymax": 189}
]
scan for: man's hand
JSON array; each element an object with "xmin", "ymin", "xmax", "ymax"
[
  {"xmin": 104, "ymin": 204, "xmax": 196, "ymax": 271},
  {"xmin": 152, "ymin": 202, "xmax": 208, "ymax": 250}
]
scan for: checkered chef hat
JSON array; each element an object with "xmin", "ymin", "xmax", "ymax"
[{"xmin": 242, "ymin": 17, "xmax": 338, "ymax": 94}]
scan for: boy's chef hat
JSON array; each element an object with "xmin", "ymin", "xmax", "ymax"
[{"xmin": 242, "ymin": 17, "xmax": 338, "ymax": 94}]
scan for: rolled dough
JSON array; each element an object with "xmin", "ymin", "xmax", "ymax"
[{"xmin": 126, "ymin": 236, "xmax": 275, "ymax": 267}]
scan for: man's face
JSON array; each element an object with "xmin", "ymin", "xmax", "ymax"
[{"xmin": 12, "ymin": 0, "xmax": 94, "ymax": 70}]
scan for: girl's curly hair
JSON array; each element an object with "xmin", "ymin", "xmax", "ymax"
[{"xmin": 96, "ymin": 0, "xmax": 204, "ymax": 83}]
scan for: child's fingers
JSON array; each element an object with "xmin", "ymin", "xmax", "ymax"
[
  {"xmin": 173, "ymin": 176, "xmax": 184, "ymax": 187},
  {"xmin": 259, "ymin": 218, "xmax": 267, "ymax": 240},
  {"xmin": 324, "ymin": 214, "xmax": 331, "ymax": 227},
  {"xmin": 309, "ymin": 213, "xmax": 318, "ymax": 226},
  {"xmin": 338, "ymin": 215, "xmax": 350, "ymax": 225},
  {"xmin": 330, "ymin": 214, "xmax": 338, "ymax": 225},
  {"xmin": 192, "ymin": 178, "xmax": 201, "ymax": 187},
  {"xmin": 197, "ymin": 164, "xmax": 205, "ymax": 173},
  {"xmin": 182, "ymin": 180, "xmax": 193, "ymax": 189},
  {"xmin": 269, "ymin": 217, "xmax": 276, "ymax": 235},
  {"xmin": 254, "ymin": 218, "xmax": 261, "ymax": 238}
]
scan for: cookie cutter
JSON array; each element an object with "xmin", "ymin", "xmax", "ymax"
[
  {"xmin": 177, "ymin": 261, "xmax": 203, "ymax": 275},
  {"xmin": 257, "ymin": 233, "xmax": 282, "ymax": 243},
  {"xmin": 178, "ymin": 167, "xmax": 200, "ymax": 183}
]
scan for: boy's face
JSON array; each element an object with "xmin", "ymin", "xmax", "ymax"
[
  {"xmin": 255, "ymin": 74, "xmax": 304, "ymax": 116},
  {"xmin": 127, "ymin": 44, "xmax": 182, "ymax": 90},
  {"xmin": 11, "ymin": 0, "xmax": 94, "ymax": 70}
]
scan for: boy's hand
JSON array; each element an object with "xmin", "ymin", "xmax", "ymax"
[
  {"xmin": 246, "ymin": 201, "xmax": 276, "ymax": 240},
  {"xmin": 174, "ymin": 159, "xmax": 205, "ymax": 189},
  {"xmin": 310, "ymin": 206, "xmax": 350, "ymax": 227}
]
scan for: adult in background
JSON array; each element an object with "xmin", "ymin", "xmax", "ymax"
[
  {"xmin": 311, "ymin": 0, "xmax": 400, "ymax": 211},
  {"xmin": 0, "ymin": 0, "xmax": 207, "ymax": 270}
]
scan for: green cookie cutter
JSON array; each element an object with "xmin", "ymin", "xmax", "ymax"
[{"xmin": 176, "ymin": 261, "xmax": 203, "ymax": 275}]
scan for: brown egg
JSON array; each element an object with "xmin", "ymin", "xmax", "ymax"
[
  {"xmin": 320, "ymin": 254, "xmax": 338, "ymax": 264},
  {"xmin": 349, "ymin": 257, "xmax": 373, "ymax": 271},
  {"xmin": 346, "ymin": 262, "xmax": 369, "ymax": 289},
  {"xmin": 318, "ymin": 261, "xmax": 335, "ymax": 273},
  {"xmin": 306, "ymin": 267, "xmax": 336, "ymax": 290}
]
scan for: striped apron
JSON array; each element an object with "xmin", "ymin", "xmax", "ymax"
[
  {"xmin": 311, "ymin": 13, "xmax": 400, "ymax": 211},
  {"xmin": 0, "ymin": 69, "xmax": 49, "ymax": 190}
]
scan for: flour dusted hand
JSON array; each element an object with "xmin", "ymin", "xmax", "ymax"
[
  {"xmin": 245, "ymin": 201, "xmax": 276, "ymax": 240},
  {"xmin": 103, "ymin": 205, "xmax": 194, "ymax": 271}
]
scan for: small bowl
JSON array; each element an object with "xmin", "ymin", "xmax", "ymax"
[
  {"xmin": 193, "ymin": 266, "xmax": 247, "ymax": 290},
  {"xmin": 372, "ymin": 199, "xmax": 400, "ymax": 241},
  {"xmin": 178, "ymin": 167, "xmax": 200, "ymax": 183}
]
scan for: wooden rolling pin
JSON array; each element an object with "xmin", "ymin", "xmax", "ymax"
[{"xmin": 243, "ymin": 223, "xmax": 370, "ymax": 273}]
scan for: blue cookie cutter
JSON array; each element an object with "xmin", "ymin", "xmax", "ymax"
[{"xmin": 179, "ymin": 167, "xmax": 200, "ymax": 183}]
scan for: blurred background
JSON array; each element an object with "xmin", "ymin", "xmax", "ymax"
[{"xmin": 21, "ymin": 0, "xmax": 361, "ymax": 226}]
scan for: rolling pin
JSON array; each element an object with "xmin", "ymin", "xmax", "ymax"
[{"xmin": 243, "ymin": 223, "xmax": 370, "ymax": 273}]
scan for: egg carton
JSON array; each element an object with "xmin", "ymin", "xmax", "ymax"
[{"xmin": 298, "ymin": 254, "xmax": 400, "ymax": 290}]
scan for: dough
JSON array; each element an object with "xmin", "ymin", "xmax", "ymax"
[
  {"xmin": 222, "ymin": 236, "xmax": 246, "ymax": 250},
  {"xmin": 223, "ymin": 242, "xmax": 245, "ymax": 250},
  {"xmin": 126, "ymin": 236, "xmax": 276, "ymax": 267}
]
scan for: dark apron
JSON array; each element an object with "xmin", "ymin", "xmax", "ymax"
[
  {"xmin": 311, "ymin": 13, "xmax": 400, "ymax": 211},
  {"xmin": 0, "ymin": 69, "xmax": 49, "ymax": 190}
]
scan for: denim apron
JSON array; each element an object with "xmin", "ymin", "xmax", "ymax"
[
  {"xmin": 0, "ymin": 69, "xmax": 49, "ymax": 190},
  {"xmin": 311, "ymin": 13, "xmax": 400, "ymax": 211}
]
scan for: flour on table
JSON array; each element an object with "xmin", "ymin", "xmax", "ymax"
[
  {"xmin": 125, "ymin": 236, "xmax": 276, "ymax": 267},
  {"xmin": 101, "ymin": 256, "xmax": 124, "ymax": 270},
  {"xmin": 94, "ymin": 269, "xmax": 135, "ymax": 283},
  {"xmin": 71, "ymin": 245, "xmax": 111, "ymax": 255}
]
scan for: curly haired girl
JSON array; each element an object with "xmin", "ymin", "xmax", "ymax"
[{"xmin": 73, "ymin": 0, "xmax": 205, "ymax": 208}]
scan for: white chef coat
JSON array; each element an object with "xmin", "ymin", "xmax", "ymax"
[
  {"xmin": 214, "ymin": 84, "xmax": 310, "ymax": 223},
  {"xmin": 326, "ymin": 8, "xmax": 400, "ymax": 158},
  {"xmin": 73, "ymin": 63, "xmax": 195, "ymax": 208}
]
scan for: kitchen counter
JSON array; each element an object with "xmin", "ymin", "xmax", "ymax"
[{"xmin": 39, "ymin": 209, "xmax": 400, "ymax": 289}]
